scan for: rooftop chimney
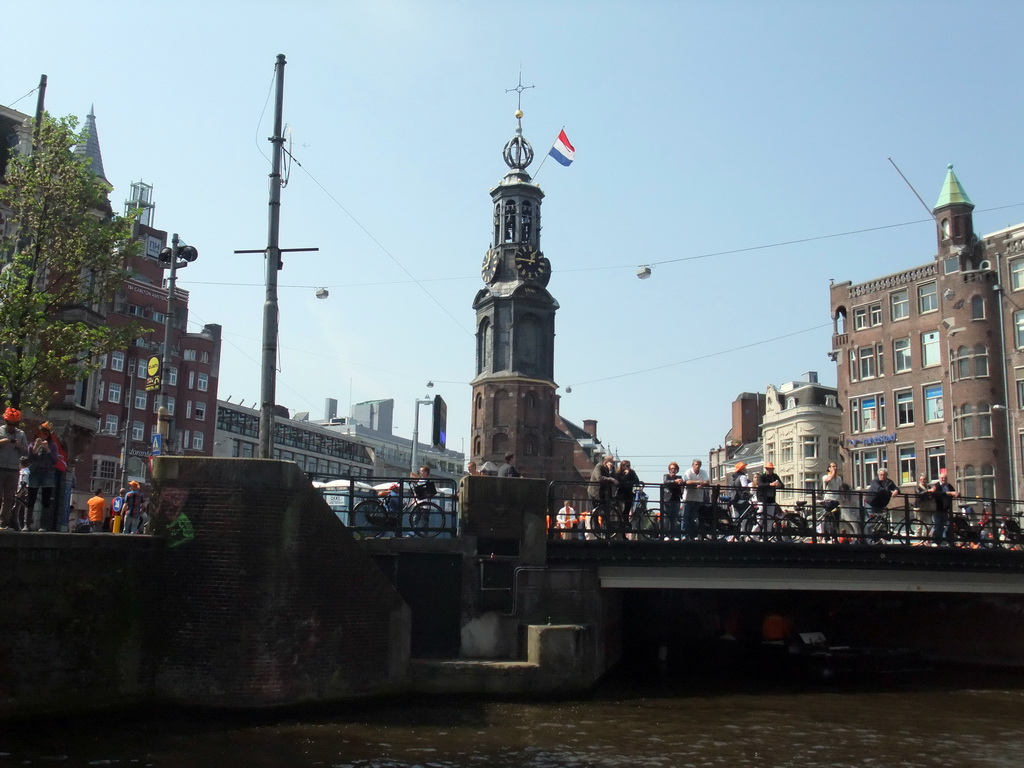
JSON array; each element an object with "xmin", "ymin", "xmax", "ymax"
[{"xmin": 583, "ymin": 419, "xmax": 598, "ymax": 440}]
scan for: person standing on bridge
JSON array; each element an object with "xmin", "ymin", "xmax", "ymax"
[
  {"xmin": 931, "ymin": 468, "xmax": 958, "ymax": 546},
  {"xmin": 682, "ymin": 459, "xmax": 710, "ymax": 540},
  {"xmin": 0, "ymin": 408, "xmax": 29, "ymax": 530},
  {"xmin": 497, "ymin": 452, "xmax": 521, "ymax": 478},
  {"xmin": 755, "ymin": 462, "xmax": 784, "ymax": 535},
  {"xmin": 589, "ymin": 455, "xmax": 619, "ymax": 528},
  {"xmin": 865, "ymin": 468, "xmax": 900, "ymax": 542},
  {"xmin": 661, "ymin": 462, "xmax": 684, "ymax": 539},
  {"xmin": 820, "ymin": 462, "xmax": 843, "ymax": 542}
]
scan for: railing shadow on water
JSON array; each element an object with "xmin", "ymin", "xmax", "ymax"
[
  {"xmin": 315, "ymin": 476, "xmax": 459, "ymax": 539},
  {"xmin": 545, "ymin": 479, "xmax": 1024, "ymax": 550}
]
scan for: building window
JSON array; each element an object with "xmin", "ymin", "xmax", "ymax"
[
  {"xmin": 168, "ymin": 367, "xmax": 178, "ymax": 386},
  {"xmin": 166, "ymin": 396, "xmax": 175, "ymax": 416},
  {"xmin": 896, "ymin": 389, "xmax": 914, "ymax": 426},
  {"xmin": 111, "ymin": 351, "xmax": 125, "ymax": 372},
  {"xmin": 926, "ymin": 445, "xmax": 946, "ymax": 479},
  {"xmin": 826, "ymin": 437, "xmax": 839, "ymax": 463},
  {"xmin": 198, "ymin": 373, "xmax": 209, "ymax": 392},
  {"xmin": 971, "ymin": 295, "xmax": 985, "ymax": 320},
  {"xmin": 766, "ymin": 443, "xmax": 776, "ymax": 465},
  {"xmin": 975, "ymin": 345, "xmax": 989, "ymax": 378},
  {"xmin": 188, "ymin": 371, "xmax": 195, "ymax": 389},
  {"xmin": 897, "ymin": 445, "xmax": 916, "ymax": 486},
  {"xmin": 802, "ymin": 436, "xmax": 818, "ymax": 459},
  {"xmin": 956, "ymin": 404, "xmax": 975, "ymax": 439},
  {"xmin": 131, "ymin": 420, "xmax": 144, "ymax": 441},
  {"xmin": 924, "ymin": 384, "xmax": 943, "ymax": 423},
  {"xmin": 921, "ymin": 331, "xmax": 940, "ymax": 367},
  {"xmin": 103, "ymin": 414, "xmax": 118, "ymax": 434},
  {"xmin": 183, "ymin": 349, "xmax": 197, "ymax": 361},
  {"xmin": 893, "ymin": 338, "xmax": 911, "ymax": 373},
  {"xmin": 869, "ymin": 303, "xmax": 882, "ymax": 326},
  {"xmin": 853, "ymin": 449, "xmax": 883, "ymax": 489},
  {"xmin": 137, "ymin": 359, "xmax": 147, "ymax": 378},
  {"xmin": 195, "ymin": 401, "xmax": 206, "ymax": 421},
  {"xmin": 854, "ymin": 306, "xmax": 868, "ymax": 330},
  {"xmin": 192, "ymin": 431, "xmax": 204, "ymax": 451},
  {"xmin": 1011, "ymin": 259, "xmax": 1024, "ymax": 291},
  {"xmin": 978, "ymin": 403, "xmax": 992, "ymax": 438},
  {"xmin": 851, "ymin": 394, "xmax": 884, "ymax": 433},
  {"xmin": 201, "ymin": 351, "xmax": 210, "ymax": 363},
  {"xmin": 891, "ymin": 289, "xmax": 909, "ymax": 321},
  {"xmin": 107, "ymin": 382, "xmax": 122, "ymax": 404},
  {"xmin": 918, "ymin": 282, "xmax": 938, "ymax": 314},
  {"xmin": 955, "ymin": 346, "xmax": 971, "ymax": 381},
  {"xmin": 185, "ymin": 400, "xmax": 192, "ymax": 419},
  {"xmin": 1016, "ymin": 311, "xmax": 1024, "ymax": 348},
  {"xmin": 134, "ymin": 390, "xmax": 147, "ymax": 410},
  {"xmin": 98, "ymin": 354, "xmax": 108, "ymax": 370},
  {"xmin": 781, "ymin": 439, "xmax": 794, "ymax": 463},
  {"xmin": 858, "ymin": 346, "xmax": 875, "ymax": 379}
]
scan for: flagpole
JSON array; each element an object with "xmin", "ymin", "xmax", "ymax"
[{"xmin": 532, "ymin": 125, "xmax": 563, "ymax": 183}]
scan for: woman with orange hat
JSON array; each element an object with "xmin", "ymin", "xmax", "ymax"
[
  {"xmin": 0, "ymin": 408, "xmax": 29, "ymax": 530},
  {"xmin": 26, "ymin": 423, "xmax": 58, "ymax": 531}
]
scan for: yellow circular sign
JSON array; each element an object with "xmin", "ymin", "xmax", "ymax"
[{"xmin": 147, "ymin": 356, "xmax": 160, "ymax": 376}]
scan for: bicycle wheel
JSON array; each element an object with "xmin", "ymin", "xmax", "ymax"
[
  {"xmin": 635, "ymin": 505, "xmax": 663, "ymax": 539},
  {"xmin": 589, "ymin": 504, "xmax": 611, "ymax": 539},
  {"xmin": 864, "ymin": 518, "xmax": 888, "ymax": 545},
  {"xmin": 894, "ymin": 518, "xmax": 926, "ymax": 545},
  {"xmin": 406, "ymin": 500, "xmax": 450, "ymax": 538},
  {"xmin": 352, "ymin": 499, "xmax": 396, "ymax": 537},
  {"xmin": 776, "ymin": 513, "xmax": 810, "ymax": 543}
]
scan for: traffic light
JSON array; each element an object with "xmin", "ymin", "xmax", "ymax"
[{"xmin": 431, "ymin": 395, "xmax": 447, "ymax": 450}]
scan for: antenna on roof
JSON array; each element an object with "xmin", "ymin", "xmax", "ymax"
[{"xmin": 887, "ymin": 157, "xmax": 935, "ymax": 219}]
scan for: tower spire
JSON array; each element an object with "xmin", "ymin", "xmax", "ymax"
[{"xmin": 74, "ymin": 104, "xmax": 108, "ymax": 183}]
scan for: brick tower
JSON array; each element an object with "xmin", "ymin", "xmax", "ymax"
[{"xmin": 469, "ymin": 108, "xmax": 576, "ymax": 480}]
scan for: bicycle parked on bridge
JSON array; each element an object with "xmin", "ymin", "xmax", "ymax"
[
  {"xmin": 863, "ymin": 508, "xmax": 926, "ymax": 545},
  {"xmin": 351, "ymin": 484, "xmax": 451, "ymax": 538},
  {"xmin": 589, "ymin": 486, "xmax": 663, "ymax": 540}
]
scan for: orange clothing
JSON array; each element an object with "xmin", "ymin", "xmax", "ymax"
[{"xmin": 87, "ymin": 495, "xmax": 106, "ymax": 524}]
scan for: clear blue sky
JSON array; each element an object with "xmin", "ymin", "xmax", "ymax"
[{"xmin": 6, "ymin": 1, "xmax": 1024, "ymax": 476}]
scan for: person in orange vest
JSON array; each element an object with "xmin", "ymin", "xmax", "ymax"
[
  {"xmin": 87, "ymin": 488, "xmax": 106, "ymax": 533},
  {"xmin": 762, "ymin": 611, "xmax": 794, "ymax": 642}
]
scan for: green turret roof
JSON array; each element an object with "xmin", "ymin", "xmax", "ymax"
[{"xmin": 934, "ymin": 163, "xmax": 973, "ymax": 210}]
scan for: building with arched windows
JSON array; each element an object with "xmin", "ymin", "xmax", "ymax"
[{"xmin": 829, "ymin": 166, "xmax": 1024, "ymax": 501}]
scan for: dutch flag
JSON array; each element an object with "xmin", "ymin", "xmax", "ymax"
[{"xmin": 548, "ymin": 130, "xmax": 575, "ymax": 167}]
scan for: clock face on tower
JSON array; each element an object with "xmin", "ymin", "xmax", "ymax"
[
  {"xmin": 515, "ymin": 244, "xmax": 548, "ymax": 282},
  {"xmin": 481, "ymin": 250, "xmax": 500, "ymax": 283}
]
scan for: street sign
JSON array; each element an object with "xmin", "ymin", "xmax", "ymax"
[
  {"xmin": 151, "ymin": 433, "xmax": 163, "ymax": 457},
  {"xmin": 145, "ymin": 355, "xmax": 161, "ymax": 392}
]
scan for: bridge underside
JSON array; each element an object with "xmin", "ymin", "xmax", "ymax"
[
  {"xmin": 547, "ymin": 540, "xmax": 1024, "ymax": 594},
  {"xmin": 598, "ymin": 566, "xmax": 1024, "ymax": 593}
]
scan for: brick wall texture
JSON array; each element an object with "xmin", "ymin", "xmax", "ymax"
[{"xmin": 149, "ymin": 457, "xmax": 409, "ymax": 708}]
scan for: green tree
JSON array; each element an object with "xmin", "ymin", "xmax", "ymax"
[{"xmin": 0, "ymin": 113, "xmax": 142, "ymax": 414}]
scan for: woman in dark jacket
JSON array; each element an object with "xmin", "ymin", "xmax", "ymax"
[{"xmin": 615, "ymin": 460, "xmax": 641, "ymax": 525}]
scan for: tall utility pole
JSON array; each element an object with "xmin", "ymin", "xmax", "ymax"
[{"xmin": 260, "ymin": 54, "xmax": 286, "ymax": 460}]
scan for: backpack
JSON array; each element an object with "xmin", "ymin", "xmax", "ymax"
[{"xmin": 53, "ymin": 437, "xmax": 68, "ymax": 473}]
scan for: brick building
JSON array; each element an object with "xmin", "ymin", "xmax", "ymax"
[{"xmin": 829, "ymin": 166, "xmax": 1024, "ymax": 500}]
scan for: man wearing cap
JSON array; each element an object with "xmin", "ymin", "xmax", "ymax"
[
  {"xmin": 755, "ymin": 462, "xmax": 784, "ymax": 535},
  {"xmin": 730, "ymin": 462, "xmax": 752, "ymax": 524},
  {"xmin": 122, "ymin": 481, "xmax": 145, "ymax": 534},
  {"xmin": 0, "ymin": 408, "xmax": 29, "ymax": 530}
]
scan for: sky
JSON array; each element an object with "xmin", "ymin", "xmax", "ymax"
[{"xmin": 5, "ymin": 0, "xmax": 1024, "ymax": 478}]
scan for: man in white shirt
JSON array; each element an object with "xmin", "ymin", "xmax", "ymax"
[{"xmin": 682, "ymin": 459, "xmax": 710, "ymax": 539}]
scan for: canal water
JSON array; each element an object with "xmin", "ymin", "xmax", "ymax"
[{"xmin": 3, "ymin": 669, "xmax": 1023, "ymax": 767}]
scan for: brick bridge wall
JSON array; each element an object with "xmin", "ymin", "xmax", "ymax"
[{"xmin": 149, "ymin": 457, "xmax": 410, "ymax": 707}]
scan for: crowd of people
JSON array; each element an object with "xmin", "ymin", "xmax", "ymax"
[
  {"xmin": 546, "ymin": 453, "xmax": 976, "ymax": 546},
  {"xmin": 0, "ymin": 407, "xmax": 149, "ymax": 534}
]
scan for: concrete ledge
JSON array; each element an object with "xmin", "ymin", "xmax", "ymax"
[{"xmin": 409, "ymin": 624, "xmax": 598, "ymax": 695}]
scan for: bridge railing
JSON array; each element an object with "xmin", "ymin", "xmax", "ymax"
[
  {"xmin": 316, "ymin": 476, "xmax": 459, "ymax": 538},
  {"xmin": 545, "ymin": 479, "xmax": 1024, "ymax": 549}
]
